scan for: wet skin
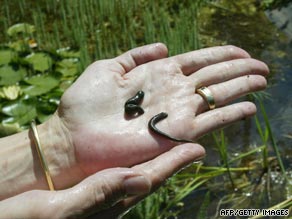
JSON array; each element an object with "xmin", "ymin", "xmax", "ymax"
[
  {"xmin": 124, "ymin": 91, "xmax": 193, "ymax": 143},
  {"xmin": 148, "ymin": 112, "xmax": 194, "ymax": 143}
]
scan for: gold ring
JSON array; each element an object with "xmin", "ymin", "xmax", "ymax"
[{"xmin": 196, "ymin": 86, "xmax": 215, "ymax": 110}]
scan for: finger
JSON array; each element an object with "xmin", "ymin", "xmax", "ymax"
[
  {"xmin": 193, "ymin": 102, "xmax": 257, "ymax": 138},
  {"xmin": 95, "ymin": 143, "xmax": 205, "ymax": 218},
  {"xmin": 115, "ymin": 43, "xmax": 168, "ymax": 74},
  {"xmin": 190, "ymin": 58, "xmax": 269, "ymax": 87},
  {"xmin": 0, "ymin": 169, "xmax": 151, "ymax": 219},
  {"xmin": 133, "ymin": 143, "xmax": 205, "ymax": 187},
  {"xmin": 171, "ymin": 45, "xmax": 251, "ymax": 75},
  {"xmin": 58, "ymin": 168, "xmax": 151, "ymax": 218},
  {"xmin": 195, "ymin": 74, "xmax": 267, "ymax": 113}
]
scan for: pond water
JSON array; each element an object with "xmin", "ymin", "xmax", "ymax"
[{"xmin": 178, "ymin": 2, "xmax": 292, "ymax": 218}]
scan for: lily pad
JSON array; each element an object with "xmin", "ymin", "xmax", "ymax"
[
  {"xmin": 8, "ymin": 40, "xmax": 29, "ymax": 52},
  {"xmin": 0, "ymin": 122, "xmax": 22, "ymax": 137},
  {"xmin": 2, "ymin": 100, "xmax": 37, "ymax": 125},
  {"xmin": 56, "ymin": 58, "xmax": 79, "ymax": 76},
  {"xmin": 7, "ymin": 23, "xmax": 35, "ymax": 37},
  {"xmin": 37, "ymin": 100, "xmax": 57, "ymax": 114},
  {"xmin": 37, "ymin": 112, "xmax": 52, "ymax": 123},
  {"xmin": 23, "ymin": 74, "xmax": 59, "ymax": 96},
  {"xmin": 60, "ymin": 80, "xmax": 74, "ymax": 91},
  {"xmin": 36, "ymin": 102, "xmax": 55, "ymax": 123},
  {"xmin": 25, "ymin": 52, "xmax": 53, "ymax": 72},
  {"xmin": 25, "ymin": 74, "xmax": 59, "ymax": 86},
  {"xmin": 56, "ymin": 47, "xmax": 80, "ymax": 58},
  {"xmin": 23, "ymin": 85, "xmax": 55, "ymax": 96},
  {"xmin": 0, "ymin": 50, "xmax": 16, "ymax": 65},
  {"xmin": 0, "ymin": 65, "xmax": 26, "ymax": 85}
]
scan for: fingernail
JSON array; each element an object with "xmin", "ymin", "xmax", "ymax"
[{"xmin": 124, "ymin": 175, "xmax": 151, "ymax": 195}]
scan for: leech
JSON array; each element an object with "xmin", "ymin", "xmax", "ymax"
[
  {"xmin": 124, "ymin": 91, "xmax": 193, "ymax": 143},
  {"xmin": 124, "ymin": 91, "xmax": 145, "ymax": 115},
  {"xmin": 148, "ymin": 112, "xmax": 194, "ymax": 143}
]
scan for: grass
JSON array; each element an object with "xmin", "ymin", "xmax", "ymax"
[
  {"xmin": 1, "ymin": 0, "xmax": 291, "ymax": 218},
  {"xmin": 1, "ymin": 0, "xmax": 205, "ymax": 64}
]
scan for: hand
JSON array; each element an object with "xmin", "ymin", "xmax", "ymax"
[
  {"xmin": 56, "ymin": 43, "xmax": 268, "ymax": 175},
  {"xmin": 50, "ymin": 43, "xmax": 268, "ymax": 180},
  {"xmin": 0, "ymin": 143, "xmax": 204, "ymax": 219}
]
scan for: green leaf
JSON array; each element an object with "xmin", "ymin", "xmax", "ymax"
[
  {"xmin": 8, "ymin": 40, "xmax": 29, "ymax": 52},
  {"xmin": 56, "ymin": 58, "xmax": 79, "ymax": 76},
  {"xmin": 56, "ymin": 47, "xmax": 80, "ymax": 58},
  {"xmin": 37, "ymin": 112, "xmax": 52, "ymax": 123},
  {"xmin": 37, "ymin": 100, "xmax": 58, "ymax": 114},
  {"xmin": 7, "ymin": 23, "xmax": 35, "ymax": 37},
  {"xmin": 0, "ymin": 122, "xmax": 22, "ymax": 137},
  {"xmin": 23, "ymin": 85, "xmax": 52, "ymax": 96},
  {"xmin": 25, "ymin": 52, "xmax": 53, "ymax": 72},
  {"xmin": 2, "ymin": 100, "xmax": 37, "ymax": 126},
  {"xmin": 23, "ymin": 74, "xmax": 59, "ymax": 96},
  {"xmin": 25, "ymin": 74, "xmax": 59, "ymax": 86},
  {"xmin": 60, "ymin": 80, "xmax": 74, "ymax": 91},
  {"xmin": 0, "ymin": 50, "xmax": 16, "ymax": 65},
  {"xmin": 0, "ymin": 65, "xmax": 26, "ymax": 85},
  {"xmin": 197, "ymin": 191, "xmax": 210, "ymax": 219}
]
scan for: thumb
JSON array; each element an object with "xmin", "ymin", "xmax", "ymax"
[
  {"xmin": 0, "ymin": 168, "xmax": 151, "ymax": 219},
  {"xmin": 80, "ymin": 167, "xmax": 152, "ymax": 200},
  {"xmin": 59, "ymin": 168, "xmax": 151, "ymax": 218}
]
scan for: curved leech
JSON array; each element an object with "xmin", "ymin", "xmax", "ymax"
[
  {"xmin": 148, "ymin": 112, "xmax": 194, "ymax": 143},
  {"xmin": 125, "ymin": 91, "xmax": 193, "ymax": 143}
]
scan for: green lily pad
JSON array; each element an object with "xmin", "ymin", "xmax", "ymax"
[
  {"xmin": 56, "ymin": 58, "xmax": 79, "ymax": 77},
  {"xmin": 37, "ymin": 99, "xmax": 58, "ymax": 114},
  {"xmin": 0, "ymin": 122, "xmax": 22, "ymax": 137},
  {"xmin": 8, "ymin": 40, "xmax": 29, "ymax": 52},
  {"xmin": 37, "ymin": 112, "xmax": 52, "ymax": 123},
  {"xmin": 7, "ymin": 23, "xmax": 35, "ymax": 37},
  {"xmin": 25, "ymin": 74, "xmax": 59, "ymax": 86},
  {"xmin": 2, "ymin": 100, "xmax": 37, "ymax": 126},
  {"xmin": 23, "ymin": 85, "xmax": 53, "ymax": 96},
  {"xmin": 0, "ymin": 50, "xmax": 16, "ymax": 65},
  {"xmin": 0, "ymin": 65, "xmax": 26, "ymax": 85},
  {"xmin": 56, "ymin": 47, "xmax": 80, "ymax": 58},
  {"xmin": 60, "ymin": 79, "xmax": 73, "ymax": 91},
  {"xmin": 25, "ymin": 52, "xmax": 53, "ymax": 72},
  {"xmin": 23, "ymin": 74, "xmax": 59, "ymax": 96}
]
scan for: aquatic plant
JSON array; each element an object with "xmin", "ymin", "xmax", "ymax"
[{"xmin": 0, "ymin": 23, "xmax": 81, "ymax": 136}]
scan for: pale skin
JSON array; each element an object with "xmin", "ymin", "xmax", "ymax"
[{"xmin": 0, "ymin": 43, "xmax": 269, "ymax": 218}]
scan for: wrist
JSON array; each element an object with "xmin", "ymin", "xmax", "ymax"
[
  {"xmin": 38, "ymin": 113, "xmax": 85, "ymax": 189},
  {"xmin": 0, "ymin": 113, "xmax": 83, "ymax": 200}
]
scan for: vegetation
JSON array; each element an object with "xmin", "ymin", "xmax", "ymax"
[
  {"xmin": 0, "ymin": 0, "xmax": 291, "ymax": 218},
  {"xmin": 260, "ymin": 0, "xmax": 292, "ymax": 9},
  {"xmin": 0, "ymin": 23, "xmax": 80, "ymax": 136}
]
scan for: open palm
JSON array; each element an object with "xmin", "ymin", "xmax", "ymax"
[{"xmin": 57, "ymin": 43, "xmax": 268, "ymax": 176}]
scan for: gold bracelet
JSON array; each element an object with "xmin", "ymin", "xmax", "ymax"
[{"xmin": 30, "ymin": 121, "xmax": 55, "ymax": 191}]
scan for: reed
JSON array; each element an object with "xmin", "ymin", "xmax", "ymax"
[
  {"xmin": 4, "ymin": 0, "xmax": 11, "ymax": 28},
  {"xmin": 254, "ymin": 114, "xmax": 269, "ymax": 169},
  {"xmin": 259, "ymin": 101, "xmax": 286, "ymax": 178},
  {"xmin": 212, "ymin": 130, "xmax": 235, "ymax": 188}
]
